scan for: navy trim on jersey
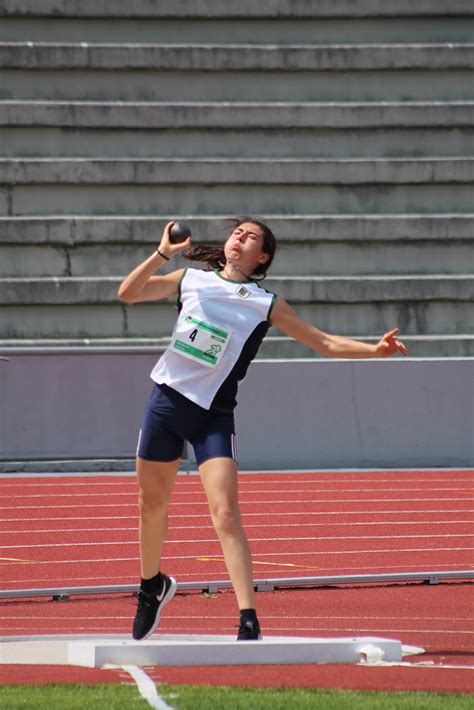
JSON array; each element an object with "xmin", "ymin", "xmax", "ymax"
[
  {"xmin": 267, "ymin": 292, "xmax": 277, "ymax": 321},
  {"xmin": 210, "ymin": 319, "xmax": 269, "ymax": 412},
  {"xmin": 176, "ymin": 267, "xmax": 188, "ymax": 310}
]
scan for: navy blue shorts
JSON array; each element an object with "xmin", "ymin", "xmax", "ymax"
[{"xmin": 137, "ymin": 384, "xmax": 236, "ymax": 466}]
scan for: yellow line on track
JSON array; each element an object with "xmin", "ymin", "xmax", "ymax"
[{"xmin": 196, "ymin": 556, "xmax": 320, "ymax": 570}]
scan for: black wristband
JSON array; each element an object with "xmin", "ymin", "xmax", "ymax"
[{"xmin": 156, "ymin": 249, "xmax": 170, "ymax": 261}]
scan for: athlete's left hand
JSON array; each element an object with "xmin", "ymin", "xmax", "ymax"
[{"xmin": 374, "ymin": 328, "xmax": 408, "ymax": 357}]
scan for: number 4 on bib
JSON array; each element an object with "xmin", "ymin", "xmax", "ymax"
[{"xmin": 171, "ymin": 314, "xmax": 231, "ymax": 368}]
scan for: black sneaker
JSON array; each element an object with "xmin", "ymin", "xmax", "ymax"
[
  {"xmin": 132, "ymin": 574, "xmax": 177, "ymax": 640},
  {"xmin": 237, "ymin": 618, "xmax": 262, "ymax": 641}
]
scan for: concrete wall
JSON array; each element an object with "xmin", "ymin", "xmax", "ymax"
[
  {"xmin": 0, "ymin": 350, "xmax": 472, "ymax": 469},
  {"xmin": 237, "ymin": 358, "xmax": 474, "ymax": 469}
]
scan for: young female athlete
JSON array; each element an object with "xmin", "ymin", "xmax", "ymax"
[{"xmin": 118, "ymin": 216, "xmax": 407, "ymax": 642}]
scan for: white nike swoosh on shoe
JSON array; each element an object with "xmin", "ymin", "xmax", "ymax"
[{"xmin": 156, "ymin": 583, "xmax": 167, "ymax": 602}]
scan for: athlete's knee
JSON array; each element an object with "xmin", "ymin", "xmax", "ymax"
[
  {"xmin": 136, "ymin": 457, "xmax": 179, "ymax": 517},
  {"xmin": 210, "ymin": 504, "xmax": 241, "ymax": 538},
  {"xmin": 138, "ymin": 486, "xmax": 169, "ymax": 517}
]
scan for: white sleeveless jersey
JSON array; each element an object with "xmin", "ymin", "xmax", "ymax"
[{"xmin": 151, "ymin": 268, "xmax": 276, "ymax": 411}]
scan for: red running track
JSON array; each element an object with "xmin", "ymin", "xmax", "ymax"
[{"xmin": 0, "ymin": 469, "xmax": 473, "ymax": 694}]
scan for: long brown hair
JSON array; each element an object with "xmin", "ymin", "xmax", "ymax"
[{"xmin": 183, "ymin": 216, "xmax": 276, "ymax": 280}]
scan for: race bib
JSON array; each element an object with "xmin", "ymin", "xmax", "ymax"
[{"xmin": 171, "ymin": 313, "xmax": 231, "ymax": 368}]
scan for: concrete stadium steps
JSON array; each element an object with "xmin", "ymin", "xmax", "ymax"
[
  {"xmin": 2, "ymin": 0, "xmax": 473, "ymax": 18},
  {"xmin": 1, "ymin": 186, "xmax": 472, "ymax": 217},
  {"xmin": 4, "ymin": 235, "xmax": 473, "ymax": 279},
  {"xmin": 0, "ymin": 192, "xmax": 473, "ymax": 219},
  {"xmin": 1, "ymin": 215, "xmax": 473, "ymax": 278},
  {"xmin": 1, "ymin": 275, "xmax": 472, "ymax": 342},
  {"xmin": 2, "ymin": 101, "xmax": 473, "ymax": 129},
  {"xmin": 1, "ymin": 158, "xmax": 473, "ymax": 216},
  {"xmin": 2, "ymin": 157, "xmax": 474, "ymax": 184},
  {"xmin": 2, "ymin": 42, "xmax": 474, "ymax": 104},
  {"xmin": 2, "ymin": 17, "xmax": 473, "ymax": 45},
  {"xmin": 4, "ymin": 70, "xmax": 472, "ymax": 104},
  {"xmin": 0, "ymin": 2, "xmax": 472, "ymax": 360},
  {"xmin": 3, "ymin": 215, "xmax": 473, "ymax": 243},
  {"xmin": 1, "ymin": 0, "xmax": 473, "ymax": 45},
  {"xmin": 2, "ymin": 43, "xmax": 474, "ymax": 104},
  {"xmin": 2, "ymin": 101, "xmax": 474, "ymax": 159},
  {"xmin": 3, "ymin": 274, "xmax": 473, "ymax": 304},
  {"xmin": 1, "ymin": 302, "xmax": 472, "ymax": 342},
  {"xmin": 3, "ymin": 43, "xmax": 474, "ymax": 72},
  {"xmin": 5, "ymin": 126, "xmax": 474, "ymax": 160}
]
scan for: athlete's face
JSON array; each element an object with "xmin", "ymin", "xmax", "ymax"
[{"xmin": 224, "ymin": 222, "xmax": 270, "ymax": 272}]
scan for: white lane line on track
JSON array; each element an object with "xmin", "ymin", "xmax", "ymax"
[
  {"xmin": 1, "ymin": 509, "xmax": 470, "ymax": 522},
  {"xmin": 2, "ymin": 520, "xmax": 473, "ymax": 535},
  {"xmin": 257, "ymin": 627, "xmax": 474, "ymax": 636},
  {"xmin": 392, "ymin": 663, "xmax": 474, "ymax": 670},
  {"xmin": 3, "ymin": 614, "xmax": 472, "ymax": 622},
  {"xmin": 2, "ymin": 497, "xmax": 472, "ymax": 510},
  {"xmin": 2, "ymin": 476, "xmax": 472, "ymax": 488},
  {"xmin": 2, "ymin": 486, "xmax": 472, "ymax": 500},
  {"xmin": 2, "ymin": 534, "xmax": 473, "ymax": 550},
  {"xmin": 118, "ymin": 666, "xmax": 173, "ymax": 710},
  {"xmin": 1, "ymin": 468, "xmax": 470, "ymax": 476},
  {"xmin": 2, "ymin": 547, "xmax": 473, "ymax": 565},
  {"xmin": 0, "ymin": 612, "xmax": 474, "ymax": 624}
]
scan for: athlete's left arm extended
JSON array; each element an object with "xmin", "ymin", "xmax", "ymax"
[{"xmin": 270, "ymin": 296, "xmax": 408, "ymax": 358}]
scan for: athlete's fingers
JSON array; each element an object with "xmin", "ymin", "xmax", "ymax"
[
  {"xmin": 395, "ymin": 338, "xmax": 409, "ymax": 356},
  {"xmin": 162, "ymin": 221, "xmax": 174, "ymax": 241}
]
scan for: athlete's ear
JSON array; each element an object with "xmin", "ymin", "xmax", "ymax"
[{"xmin": 258, "ymin": 252, "xmax": 270, "ymax": 265}]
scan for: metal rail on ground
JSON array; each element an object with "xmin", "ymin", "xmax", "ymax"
[{"xmin": 1, "ymin": 569, "xmax": 472, "ymax": 600}]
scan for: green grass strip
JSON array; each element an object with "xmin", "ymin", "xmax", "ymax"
[
  {"xmin": 0, "ymin": 683, "xmax": 149, "ymax": 709},
  {"xmin": 1, "ymin": 683, "xmax": 472, "ymax": 710}
]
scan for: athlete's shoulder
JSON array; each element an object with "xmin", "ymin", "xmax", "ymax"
[
  {"xmin": 254, "ymin": 280, "xmax": 276, "ymax": 298},
  {"xmin": 183, "ymin": 267, "xmax": 215, "ymax": 282},
  {"xmin": 185, "ymin": 267, "xmax": 214, "ymax": 276},
  {"xmin": 181, "ymin": 267, "xmax": 216, "ymax": 291}
]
